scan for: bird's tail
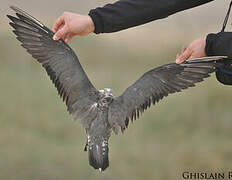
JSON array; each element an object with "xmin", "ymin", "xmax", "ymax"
[{"xmin": 87, "ymin": 137, "xmax": 109, "ymax": 171}]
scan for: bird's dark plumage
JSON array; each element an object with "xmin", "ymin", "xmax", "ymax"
[
  {"xmin": 108, "ymin": 57, "xmax": 227, "ymax": 133},
  {"xmin": 8, "ymin": 6, "xmax": 229, "ymax": 171}
]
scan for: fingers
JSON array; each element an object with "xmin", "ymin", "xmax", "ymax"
[
  {"xmin": 64, "ymin": 33, "xmax": 74, "ymax": 43},
  {"xmin": 52, "ymin": 15, "xmax": 64, "ymax": 33},
  {"xmin": 176, "ymin": 48, "xmax": 192, "ymax": 64},
  {"xmin": 175, "ymin": 46, "xmax": 187, "ymax": 63},
  {"xmin": 189, "ymin": 55, "xmax": 195, "ymax": 60},
  {"xmin": 53, "ymin": 25, "xmax": 68, "ymax": 41},
  {"xmin": 181, "ymin": 46, "xmax": 187, "ymax": 54}
]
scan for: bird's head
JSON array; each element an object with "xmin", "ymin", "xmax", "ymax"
[
  {"xmin": 99, "ymin": 88, "xmax": 114, "ymax": 98},
  {"xmin": 99, "ymin": 88, "xmax": 114, "ymax": 102}
]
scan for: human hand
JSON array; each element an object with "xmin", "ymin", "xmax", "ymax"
[
  {"xmin": 176, "ymin": 38, "xmax": 206, "ymax": 64},
  {"xmin": 52, "ymin": 12, "xmax": 95, "ymax": 42}
]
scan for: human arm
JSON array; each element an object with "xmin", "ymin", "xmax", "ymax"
[
  {"xmin": 89, "ymin": 0, "xmax": 213, "ymax": 34},
  {"xmin": 176, "ymin": 32, "xmax": 232, "ymax": 64},
  {"xmin": 53, "ymin": 0, "xmax": 213, "ymax": 41},
  {"xmin": 205, "ymin": 32, "xmax": 232, "ymax": 57},
  {"xmin": 175, "ymin": 32, "xmax": 232, "ymax": 85},
  {"xmin": 205, "ymin": 32, "xmax": 232, "ymax": 85}
]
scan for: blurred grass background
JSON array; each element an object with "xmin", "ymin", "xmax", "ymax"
[{"xmin": 1, "ymin": 0, "xmax": 232, "ymax": 179}]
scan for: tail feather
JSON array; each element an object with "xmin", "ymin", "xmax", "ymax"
[{"xmin": 88, "ymin": 140, "xmax": 109, "ymax": 171}]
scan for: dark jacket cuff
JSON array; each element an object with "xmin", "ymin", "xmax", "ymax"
[
  {"xmin": 205, "ymin": 33, "xmax": 217, "ymax": 56},
  {"xmin": 88, "ymin": 9, "xmax": 104, "ymax": 34},
  {"xmin": 205, "ymin": 32, "xmax": 232, "ymax": 58}
]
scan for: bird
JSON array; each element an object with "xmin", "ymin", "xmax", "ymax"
[{"xmin": 7, "ymin": 6, "xmax": 229, "ymax": 171}]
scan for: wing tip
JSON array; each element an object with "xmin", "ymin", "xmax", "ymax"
[
  {"xmin": 185, "ymin": 56, "xmax": 228, "ymax": 63},
  {"xmin": 9, "ymin": 5, "xmax": 44, "ymax": 27},
  {"xmin": 10, "ymin": 5, "xmax": 18, "ymax": 12}
]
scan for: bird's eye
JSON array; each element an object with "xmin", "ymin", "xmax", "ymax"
[{"xmin": 105, "ymin": 97, "xmax": 111, "ymax": 102}]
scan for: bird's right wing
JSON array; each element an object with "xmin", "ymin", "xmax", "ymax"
[
  {"xmin": 108, "ymin": 56, "xmax": 226, "ymax": 133},
  {"xmin": 8, "ymin": 6, "xmax": 99, "ymax": 128}
]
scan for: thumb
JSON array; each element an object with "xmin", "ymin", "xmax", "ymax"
[
  {"xmin": 176, "ymin": 48, "xmax": 192, "ymax": 64},
  {"xmin": 53, "ymin": 25, "xmax": 68, "ymax": 41},
  {"xmin": 188, "ymin": 55, "xmax": 196, "ymax": 60}
]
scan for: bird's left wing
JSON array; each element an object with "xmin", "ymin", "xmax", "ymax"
[
  {"xmin": 7, "ymin": 6, "xmax": 99, "ymax": 128},
  {"xmin": 108, "ymin": 56, "xmax": 226, "ymax": 133}
]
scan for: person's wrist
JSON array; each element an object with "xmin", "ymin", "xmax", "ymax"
[
  {"xmin": 203, "ymin": 37, "xmax": 206, "ymax": 56},
  {"xmin": 87, "ymin": 15, "xmax": 95, "ymax": 33}
]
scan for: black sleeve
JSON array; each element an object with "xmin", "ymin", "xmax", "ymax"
[
  {"xmin": 88, "ymin": 0, "xmax": 214, "ymax": 34},
  {"xmin": 206, "ymin": 32, "xmax": 232, "ymax": 58},
  {"xmin": 205, "ymin": 32, "xmax": 232, "ymax": 85}
]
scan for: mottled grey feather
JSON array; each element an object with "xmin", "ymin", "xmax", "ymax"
[
  {"xmin": 108, "ymin": 57, "xmax": 224, "ymax": 133},
  {"xmin": 8, "ymin": 6, "xmax": 99, "ymax": 127}
]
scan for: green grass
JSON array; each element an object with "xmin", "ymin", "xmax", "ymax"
[{"xmin": 1, "ymin": 32, "xmax": 232, "ymax": 180}]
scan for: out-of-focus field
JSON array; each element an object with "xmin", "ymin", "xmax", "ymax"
[{"xmin": 1, "ymin": 1, "xmax": 232, "ymax": 180}]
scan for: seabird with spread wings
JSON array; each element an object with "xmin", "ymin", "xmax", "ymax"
[{"xmin": 7, "ymin": 6, "xmax": 228, "ymax": 171}]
